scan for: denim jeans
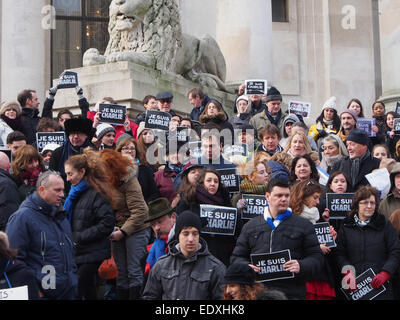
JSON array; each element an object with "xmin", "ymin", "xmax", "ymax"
[{"xmin": 112, "ymin": 228, "xmax": 151, "ymax": 289}]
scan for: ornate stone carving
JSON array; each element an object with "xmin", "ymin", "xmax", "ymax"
[{"xmin": 83, "ymin": 0, "xmax": 231, "ymax": 92}]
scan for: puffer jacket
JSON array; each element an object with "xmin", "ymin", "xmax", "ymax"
[
  {"xmin": 231, "ymin": 214, "xmax": 324, "ymax": 300},
  {"xmin": 6, "ymin": 192, "xmax": 78, "ymax": 300},
  {"xmin": 335, "ymin": 212, "xmax": 400, "ymax": 299},
  {"xmin": 142, "ymin": 237, "xmax": 226, "ymax": 300},
  {"xmin": 70, "ymin": 187, "xmax": 115, "ymax": 265},
  {"xmin": 112, "ymin": 164, "xmax": 150, "ymax": 236},
  {"xmin": 379, "ymin": 162, "xmax": 400, "ymax": 220}
]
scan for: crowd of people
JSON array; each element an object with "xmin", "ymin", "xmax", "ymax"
[{"xmin": 1, "ymin": 83, "xmax": 400, "ymax": 301}]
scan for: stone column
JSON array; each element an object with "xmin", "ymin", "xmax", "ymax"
[
  {"xmin": 215, "ymin": 0, "xmax": 273, "ymax": 85},
  {"xmin": 378, "ymin": 0, "xmax": 400, "ymax": 109},
  {"xmin": 1, "ymin": 0, "xmax": 50, "ymax": 105}
]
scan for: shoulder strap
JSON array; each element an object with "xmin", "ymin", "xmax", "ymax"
[{"xmin": 3, "ymin": 260, "xmax": 12, "ymax": 289}]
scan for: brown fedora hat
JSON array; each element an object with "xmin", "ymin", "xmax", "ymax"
[{"xmin": 145, "ymin": 198, "xmax": 175, "ymax": 223}]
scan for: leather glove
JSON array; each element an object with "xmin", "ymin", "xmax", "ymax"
[
  {"xmin": 76, "ymin": 86, "xmax": 84, "ymax": 99},
  {"xmin": 371, "ymin": 271, "xmax": 391, "ymax": 289},
  {"xmin": 48, "ymin": 87, "xmax": 58, "ymax": 99}
]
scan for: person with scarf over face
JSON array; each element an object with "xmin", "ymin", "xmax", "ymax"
[
  {"xmin": 12, "ymin": 145, "xmax": 45, "ymax": 201},
  {"xmin": 63, "ymin": 149, "xmax": 116, "ymax": 300},
  {"xmin": 0, "ymin": 101, "xmax": 23, "ymax": 146},
  {"xmin": 332, "ymin": 129, "xmax": 380, "ymax": 192},
  {"xmin": 49, "ymin": 117, "xmax": 95, "ymax": 194},
  {"xmin": 175, "ymin": 167, "xmax": 236, "ymax": 267}
]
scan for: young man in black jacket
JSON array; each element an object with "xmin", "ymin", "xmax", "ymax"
[{"xmin": 231, "ymin": 178, "xmax": 324, "ymax": 300}]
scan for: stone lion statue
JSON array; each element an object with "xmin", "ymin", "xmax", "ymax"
[{"xmin": 83, "ymin": 0, "xmax": 231, "ymax": 92}]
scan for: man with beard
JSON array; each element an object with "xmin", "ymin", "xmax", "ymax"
[{"xmin": 337, "ymin": 109, "xmax": 358, "ymax": 143}]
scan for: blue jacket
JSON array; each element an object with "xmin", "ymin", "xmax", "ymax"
[{"xmin": 6, "ymin": 193, "xmax": 78, "ymax": 300}]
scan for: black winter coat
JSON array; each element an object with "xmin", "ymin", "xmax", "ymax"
[
  {"xmin": 70, "ymin": 187, "xmax": 115, "ymax": 265},
  {"xmin": 331, "ymin": 154, "xmax": 380, "ymax": 192},
  {"xmin": 231, "ymin": 214, "xmax": 324, "ymax": 300},
  {"xmin": 0, "ymin": 169, "xmax": 21, "ymax": 231},
  {"xmin": 21, "ymin": 108, "xmax": 41, "ymax": 145},
  {"xmin": 0, "ymin": 258, "xmax": 40, "ymax": 300},
  {"xmin": 335, "ymin": 213, "xmax": 400, "ymax": 299},
  {"xmin": 138, "ymin": 164, "xmax": 160, "ymax": 203}
]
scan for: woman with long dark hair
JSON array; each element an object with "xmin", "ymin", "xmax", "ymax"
[
  {"xmin": 64, "ymin": 148, "xmax": 116, "ymax": 300},
  {"xmin": 289, "ymin": 154, "xmax": 319, "ymax": 185}
]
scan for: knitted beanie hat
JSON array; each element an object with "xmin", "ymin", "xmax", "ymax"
[
  {"xmin": 323, "ymin": 96, "xmax": 337, "ymax": 111},
  {"xmin": 96, "ymin": 123, "xmax": 116, "ymax": 141},
  {"xmin": 224, "ymin": 262, "xmax": 257, "ymax": 286},
  {"xmin": 265, "ymin": 86, "xmax": 282, "ymax": 102},
  {"xmin": 340, "ymin": 109, "xmax": 358, "ymax": 122},
  {"xmin": 175, "ymin": 211, "xmax": 202, "ymax": 237},
  {"xmin": 347, "ymin": 129, "xmax": 369, "ymax": 146}
]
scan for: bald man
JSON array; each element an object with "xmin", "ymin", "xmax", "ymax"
[{"xmin": 0, "ymin": 152, "xmax": 21, "ymax": 230}]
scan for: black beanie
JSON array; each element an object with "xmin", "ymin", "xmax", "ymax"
[
  {"xmin": 224, "ymin": 262, "xmax": 257, "ymax": 286},
  {"xmin": 347, "ymin": 129, "xmax": 369, "ymax": 146},
  {"xmin": 265, "ymin": 86, "xmax": 282, "ymax": 102},
  {"xmin": 175, "ymin": 211, "xmax": 202, "ymax": 237}
]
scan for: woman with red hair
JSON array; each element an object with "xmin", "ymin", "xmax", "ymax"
[{"xmin": 99, "ymin": 149, "xmax": 150, "ymax": 300}]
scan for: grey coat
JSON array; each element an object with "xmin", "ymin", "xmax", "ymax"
[{"xmin": 142, "ymin": 237, "xmax": 226, "ymax": 300}]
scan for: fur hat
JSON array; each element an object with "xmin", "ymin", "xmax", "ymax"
[
  {"xmin": 265, "ymin": 86, "xmax": 282, "ymax": 102},
  {"xmin": 0, "ymin": 101, "xmax": 22, "ymax": 117},
  {"xmin": 224, "ymin": 262, "xmax": 257, "ymax": 286},
  {"xmin": 323, "ymin": 96, "xmax": 337, "ymax": 111},
  {"xmin": 96, "ymin": 123, "xmax": 116, "ymax": 141},
  {"xmin": 64, "ymin": 118, "xmax": 94, "ymax": 137}
]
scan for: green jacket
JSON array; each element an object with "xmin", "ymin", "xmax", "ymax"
[{"xmin": 249, "ymin": 107, "xmax": 288, "ymax": 143}]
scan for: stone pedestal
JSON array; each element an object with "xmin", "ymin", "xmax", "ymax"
[{"xmin": 52, "ymin": 61, "xmax": 237, "ymax": 118}]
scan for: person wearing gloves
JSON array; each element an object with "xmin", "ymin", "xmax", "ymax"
[
  {"xmin": 43, "ymin": 86, "xmax": 90, "ymax": 121},
  {"xmin": 0, "ymin": 101, "xmax": 23, "ymax": 146},
  {"xmin": 94, "ymin": 123, "xmax": 117, "ymax": 150},
  {"xmin": 142, "ymin": 211, "xmax": 226, "ymax": 300},
  {"xmin": 228, "ymin": 95, "xmax": 251, "ymax": 129},
  {"xmin": 308, "ymin": 97, "xmax": 341, "ymax": 148},
  {"xmin": 336, "ymin": 185, "xmax": 400, "ymax": 300}
]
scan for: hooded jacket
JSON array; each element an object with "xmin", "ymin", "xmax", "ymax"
[
  {"xmin": 5, "ymin": 193, "xmax": 78, "ymax": 300},
  {"xmin": 379, "ymin": 163, "xmax": 400, "ymax": 219},
  {"xmin": 142, "ymin": 237, "xmax": 226, "ymax": 300}
]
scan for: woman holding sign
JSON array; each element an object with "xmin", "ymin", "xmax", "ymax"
[
  {"xmin": 383, "ymin": 111, "xmax": 400, "ymax": 158},
  {"xmin": 290, "ymin": 180, "xmax": 337, "ymax": 300},
  {"xmin": 176, "ymin": 168, "xmax": 234, "ymax": 266},
  {"xmin": 336, "ymin": 186, "xmax": 400, "ymax": 300}
]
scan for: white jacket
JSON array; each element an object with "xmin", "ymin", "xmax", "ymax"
[{"xmin": 0, "ymin": 119, "xmax": 13, "ymax": 146}]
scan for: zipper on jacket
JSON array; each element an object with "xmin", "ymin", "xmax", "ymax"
[
  {"xmin": 41, "ymin": 231, "xmax": 46, "ymax": 262},
  {"xmin": 269, "ymin": 229, "xmax": 274, "ymax": 253}
]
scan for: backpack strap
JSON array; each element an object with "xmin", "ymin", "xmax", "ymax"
[{"xmin": 3, "ymin": 260, "xmax": 12, "ymax": 289}]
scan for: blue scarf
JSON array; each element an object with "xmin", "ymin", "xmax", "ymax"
[
  {"xmin": 146, "ymin": 238, "xmax": 167, "ymax": 268},
  {"xmin": 64, "ymin": 179, "xmax": 88, "ymax": 224},
  {"xmin": 266, "ymin": 208, "xmax": 292, "ymax": 230}
]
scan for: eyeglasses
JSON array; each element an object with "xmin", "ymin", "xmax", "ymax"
[
  {"xmin": 359, "ymin": 200, "xmax": 376, "ymax": 206},
  {"xmin": 122, "ymin": 147, "xmax": 135, "ymax": 152}
]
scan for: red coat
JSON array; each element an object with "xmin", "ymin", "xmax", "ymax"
[
  {"xmin": 154, "ymin": 168, "xmax": 178, "ymax": 204},
  {"xmin": 87, "ymin": 111, "xmax": 138, "ymax": 142}
]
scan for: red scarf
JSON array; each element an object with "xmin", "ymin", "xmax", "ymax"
[{"xmin": 21, "ymin": 168, "xmax": 42, "ymax": 186}]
